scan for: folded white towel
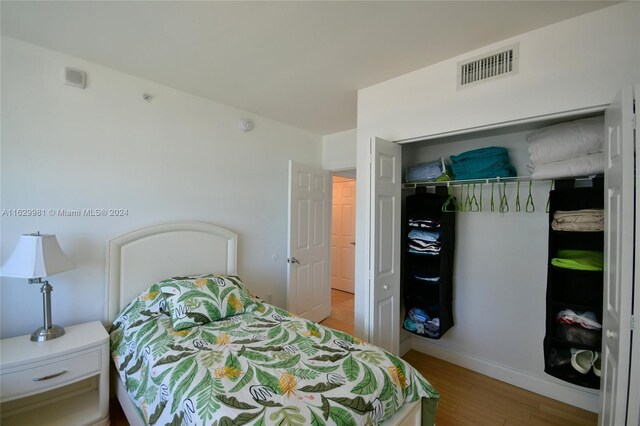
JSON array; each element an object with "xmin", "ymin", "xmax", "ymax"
[
  {"xmin": 552, "ymin": 209, "xmax": 604, "ymax": 232},
  {"xmin": 526, "ymin": 116, "xmax": 604, "ymax": 165},
  {"xmin": 529, "ymin": 153, "xmax": 604, "ymax": 180}
]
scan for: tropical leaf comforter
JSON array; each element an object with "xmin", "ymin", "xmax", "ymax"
[{"xmin": 110, "ymin": 285, "xmax": 439, "ymax": 426}]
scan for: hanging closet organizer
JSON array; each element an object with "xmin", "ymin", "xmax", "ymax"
[
  {"xmin": 544, "ymin": 183, "xmax": 604, "ymax": 389},
  {"xmin": 402, "ymin": 192, "xmax": 455, "ymax": 339}
]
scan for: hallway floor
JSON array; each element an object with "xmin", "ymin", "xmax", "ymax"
[{"xmin": 320, "ymin": 288, "xmax": 354, "ymax": 335}]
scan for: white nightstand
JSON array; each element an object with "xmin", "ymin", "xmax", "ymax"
[{"xmin": 0, "ymin": 321, "xmax": 109, "ymax": 426}]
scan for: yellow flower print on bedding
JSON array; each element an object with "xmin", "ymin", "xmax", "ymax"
[
  {"xmin": 141, "ymin": 291, "xmax": 159, "ymax": 301},
  {"xmin": 227, "ymin": 294, "xmax": 243, "ymax": 312},
  {"xmin": 279, "ymin": 372, "xmax": 297, "ymax": 397},
  {"xmin": 388, "ymin": 366, "xmax": 407, "ymax": 389},
  {"xmin": 214, "ymin": 366, "xmax": 242, "ymax": 379},
  {"xmin": 216, "ymin": 332, "xmax": 230, "ymax": 346},
  {"xmin": 195, "ymin": 278, "xmax": 209, "ymax": 288}
]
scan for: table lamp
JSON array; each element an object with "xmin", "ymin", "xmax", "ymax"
[{"xmin": 1, "ymin": 233, "xmax": 75, "ymax": 341}]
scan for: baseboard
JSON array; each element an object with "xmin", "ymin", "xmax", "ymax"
[
  {"xmin": 399, "ymin": 335, "xmax": 412, "ymax": 356},
  {"xmin": 410, "ymin": 336, "xmax": 600, "ymax": 413}
]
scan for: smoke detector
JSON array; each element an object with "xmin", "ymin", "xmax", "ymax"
[{"xmin": 239, "ymin": 118, "xmax": 254, "ymax": 132}]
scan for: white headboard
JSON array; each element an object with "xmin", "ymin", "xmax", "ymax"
[{"xmin": 105, "ymin": 221, "xmax": 237, "ymax": 323}]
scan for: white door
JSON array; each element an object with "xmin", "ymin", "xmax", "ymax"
[
  {"xmin": 369, "ymin": 137, "xmax": 402, "ymax": 354},
  {"xmin": 331, "ymin": 177, "xmax": 356, "ymax": 293},
  {"xmin": 600, "ymin": 86, "xmax": 636, "ymax": 426},
  {"xmin": 287, "ymin": 160, "xmax": 331, "ymax": 323},
  {"xmin": 628, "ymin": 87, "xmax": 640, "ymax": 426}
]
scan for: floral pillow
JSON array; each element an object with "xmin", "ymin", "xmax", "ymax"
[
  {"xmin": 158, "ymin": 274, "xmax": 254, "ymax": 330},
  {"xmin": 110, "ymin": 282, "xmax": 168, "ymax": 333}
]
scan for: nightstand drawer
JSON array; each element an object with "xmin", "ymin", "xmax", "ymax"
[{"xmin": 1, "ymin": 349, "xmax": 101, "ymax": 401}]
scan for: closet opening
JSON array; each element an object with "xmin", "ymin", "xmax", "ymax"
[
  {"xmin": 321, "ymin": 170, "xmax": 356, "ymax": 335},
  {"xmin": 393, "ymin": 110, "xmax": 607, "ymax": 406}
]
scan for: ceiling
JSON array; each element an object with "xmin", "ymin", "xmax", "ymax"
[{"xmin": 1, "ymin": 1, "xmax": 617, "ymax": 135}]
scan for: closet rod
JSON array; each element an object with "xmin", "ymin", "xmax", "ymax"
[{"xmin": 403, "ymin": 175, "xmax": 600, "ymax": 189}]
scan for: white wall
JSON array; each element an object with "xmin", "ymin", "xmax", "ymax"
[
  {"xmin": 358, "ymin": 2, "xmax": 640, "ymax": 142},
  {"xmin": 322, "ymin": 128, "xmax": 356, "ymax": 171},
  {"xmin": 0, "ymin": 37, "xmax": 322, "ymax": 339},
  {"xmin": 355, "ymin": 2, "xmax": 639, "ymax": 411}
]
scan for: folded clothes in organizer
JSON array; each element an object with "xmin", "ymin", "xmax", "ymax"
[
  {"xmin": 403, "ymin": 317, "xmax": 440, "ymax": 337},
  {"xmin": 408, "ymin": 218, "xmax": 441, "ymax": 229},
  {"xmin": 449, "ymin": 146, "xmax": 517, "ymax": 180},
  {"xmin": 408, "ymin": 240, "xmax": 441, "ymax": 254},
  {"xmin": 406, "ymin": 158, "xmax": 446, "ymax": 182},
  {"xmin": 526, "ymin": 116, "xmax": 604, "ymax": 165},
  {"xmin": 408, "ymin": 228, "xmax": 441, "ymax": 254},
  {"xmin": 552, "ymin": 209, "xmax": 604, "ymax": 232},
  {"xmin": 551, "ymin": 249, "xmax": 603, "ymax": 271},
  {"xmin": 408, "ymin": 308, "xmax": 430, "ymax": 323},
  {"xmin": 408, "ymin": 229, "xmax": 440, "ymax": 242},
  {"xmin": 557, "ymin": 325, "xmax": 601, "ymax": 347},
  {"xmin": 420, "ymin": 318, "xmax": 440, "ymax": 338},
  {"xmin": 404, "ymin": 309, "xmax": 440, "ymax": 338},
  {"xmin": 414, "ymin": 275, "xmax": 439, "ymax": 283},
  {"xmin": 528, "ymin": 152, "xmax": 604, "ymax": 180},
  {"xmin": 556, "ymin": 309, "xmax": 602, "ymax": 330},
  {"xmin": 556, "ymin": 309, "xmax": 602, "ymax": 346}
]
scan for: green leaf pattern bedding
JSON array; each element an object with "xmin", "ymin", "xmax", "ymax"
[{"xmin": 110, "ymin": 283, "xmax": 439, "ymax": 425}]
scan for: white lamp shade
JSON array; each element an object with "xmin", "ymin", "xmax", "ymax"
[{"xmin": 1, "ymin": 234, "xmax": 75, "ymax": 278}]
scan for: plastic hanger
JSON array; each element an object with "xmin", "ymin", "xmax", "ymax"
[
  {"xmin": 545, "ymin": 180, "xmax": 554, "ymax": 213},
  {"xmin": 479, "ymin": 182, "xmax": 484, "ymax": 212},
  {"xmin": 441, "ymin": 182, "xmax": 457, "ymax": 212},
  {"xmin": 526, "ymin": 180, "xmax": 535, "ymax": 213},
  {"xmin": 499, "ymin": 181, "xmax": 509, "ymax": 213},
  {"xmin": 464, "ymin": 184, "xmax": 473, "ymax": 212},
  {"xmin": 515, "ymin": 181, "xmax": 521, "ymax": 212},
  {"xmin": 490, "ymin": 182, "xmax": 496, "ymax": 212},
  {"xmin": 470, "ymin": 183, "xmax": 480, "ymax": 212}
]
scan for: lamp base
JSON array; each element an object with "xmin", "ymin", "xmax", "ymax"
[{"xmin": 31, "ymin": 325, "xmax": 65, "ymax": 342}]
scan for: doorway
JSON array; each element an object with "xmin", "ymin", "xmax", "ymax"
[{"xmin": 321, "ymin": 171, "xmax": 356, "ymax": 335}]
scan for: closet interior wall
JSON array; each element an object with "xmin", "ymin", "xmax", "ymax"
[{"xmin": 399, "ymin": 113, "xmax": 604, "ymax": 408}]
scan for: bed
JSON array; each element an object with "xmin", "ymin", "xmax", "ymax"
[{"xmin": 104, "ymin": 221, "xmax": 438, "ymax": 425}]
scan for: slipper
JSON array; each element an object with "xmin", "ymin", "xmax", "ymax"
[
  {"xmin": 592, "ymin": 352, "xmax": 601, "ymax": 377},
  {"xmin": 570, "ymin": 348, "xmax": 594, "ymax": 374}
]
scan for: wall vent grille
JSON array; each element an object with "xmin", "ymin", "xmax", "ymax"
[{"xmin": 457, "ymin": 44, "xmax": 519, "ymax": 89}]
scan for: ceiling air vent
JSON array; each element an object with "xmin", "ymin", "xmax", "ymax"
[{"xmin": 457, "ymin": 43, "xmax": 519, "ymax": 89}]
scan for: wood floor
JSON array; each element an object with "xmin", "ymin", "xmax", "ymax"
[
  {"xmin": 110, "ymin": 289, "xmax": 597, "ymax": 425},
  {"xmin": 403, "ymin": 350, "xmax": 596, "ymax": 426},
  {"xmin": 322, "ymin": 289, "xmax": 597, "ymax": 426}
]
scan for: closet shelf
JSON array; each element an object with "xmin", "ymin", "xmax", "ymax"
[{"xmin": 403, "ymin": 174, "xmax": 601, "ymax": 189}]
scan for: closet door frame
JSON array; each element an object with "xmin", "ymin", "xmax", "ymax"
[{"xmin": 356, "ymin": 105, "xmax": 622, "ymax": 386}]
